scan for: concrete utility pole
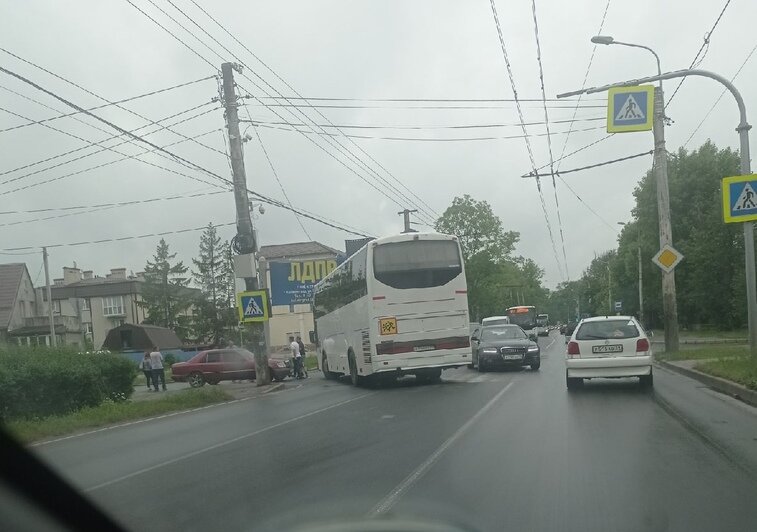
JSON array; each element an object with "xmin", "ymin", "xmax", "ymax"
[
  {"xmin": 398, "ymin": 209, "xmax": 419, "ymax": 233},
  {"xmin": 220, "ymin": 62, "xmax": 270, "ymax": 384},
  {"xmin": 559, "ymin": 68, "xmax": 757, "ymax": 355},
  {"xmin": 591, "ymin": 36, "xmax": 678, "ymax": 351},
  {"xmin": 42, "ymin": 247, "xmax": 56, "ymax": 347}
]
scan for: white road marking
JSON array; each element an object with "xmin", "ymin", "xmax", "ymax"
[
  {"xmin": 85, "ymin": 392, "xmax": 375, "ymax": 492},
  {"xmin": 369, "ymin": 381, "xmax": 515, "ymax": 516}
]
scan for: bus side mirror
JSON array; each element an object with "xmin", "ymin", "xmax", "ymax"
[{"xmin": 309, "ymin": 331, "xmax": 317, "ymax": 343}]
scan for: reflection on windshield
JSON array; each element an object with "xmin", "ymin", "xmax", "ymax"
[{"xmin": 481, "ymin": 326, "xmax": 527, "ymax": 341}]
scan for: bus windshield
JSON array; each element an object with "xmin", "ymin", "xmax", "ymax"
[
  {"xmin": 506, "ymin": 307, "xmax": 537, "ymax": 329},
  {"xmin": 373, "ymin": 239, "xmax": 462, "ymax": 289}
]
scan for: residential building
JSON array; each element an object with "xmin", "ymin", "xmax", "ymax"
[{"xmin": 258, "ymin": 241, "xmax": 343, "ymax": 350}]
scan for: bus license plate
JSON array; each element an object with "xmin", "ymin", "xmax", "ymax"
[
  {"xmin": 413, "ymin": 345, "xmax": 435, "ymax": 352},
  {"xmin": 503, "ymin": 354, "xmax": 522, "ymax": 360},
  {"xmin": 592, "ymin": 344, "xmax": 623, "ymax": 353}
]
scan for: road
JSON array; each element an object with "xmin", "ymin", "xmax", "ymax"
[{"xmin": 34, "ymin": 332, "xmax": 757, "ymax": 531}]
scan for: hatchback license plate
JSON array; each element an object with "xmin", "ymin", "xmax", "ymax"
[
  {"xmin": 592, "ymin": 344, "xmax": 623, "ymax": 353},
  {"xmin": 503, "ymin": 354, "xmax": 522, "ymax": 360}
]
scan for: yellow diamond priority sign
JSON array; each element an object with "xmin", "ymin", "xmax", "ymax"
[{"xmin": 652, "ymin": 244, "xmax": 683, "ymax": 274}]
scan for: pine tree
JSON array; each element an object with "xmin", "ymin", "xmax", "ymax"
[
  {"xmin": 192, "ymin": 224, "xmax": 235, "ymax": 344},
  {"xmin": 139, "ymin": 238, "xmax": 192, "ymax": 338}
]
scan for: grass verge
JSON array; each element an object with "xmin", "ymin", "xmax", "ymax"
[
  {"xmin": 6, "ymin": 387, "xmax": 233, "ymax": 444},
  {"xmin": 656, "ymin": 345, "xmax": 751, "ymax": 362},
  {"xmin": 650, "ymin": 329, "xmax": 748, "ymax": 340},
  {"xmin": 695, "ymin": 357, "xmax": 757, "ymax": 391},
  {"xmin": 305, "ymin": 355, "xmax": 318, "ymax": 370}
]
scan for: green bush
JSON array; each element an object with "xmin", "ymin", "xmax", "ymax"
[
  {"xmin": 0, "ymin": 346, "xmax": 135, "ymax": 421},
  {"xmin": 164, "ymin": 353, "xmax": 177, "ymax": 367}
]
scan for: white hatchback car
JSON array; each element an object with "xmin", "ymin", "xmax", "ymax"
[{"xmin": 565, "ymin": 315, "xmax": 653, "ymax": 390}]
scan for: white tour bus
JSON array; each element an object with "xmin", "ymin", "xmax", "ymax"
[{"xmin": 313, "ymin": 232, "xmax": 471, "ymax": 385}]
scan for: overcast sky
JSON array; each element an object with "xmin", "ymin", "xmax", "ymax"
[{"xmin": 2, "ymin": 0, "xmax": 756, "ymax": 289}]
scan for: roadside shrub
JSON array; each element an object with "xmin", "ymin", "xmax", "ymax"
[
  {"xmin": 0, "ymin": 346, "xmax": 135, "ymax": 421},
  {"xmin": 164, "ymin": 353, "xmax": 177, "ymax": 367}
]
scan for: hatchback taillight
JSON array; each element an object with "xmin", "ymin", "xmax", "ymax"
[
  {"xmin": 636, "ymin": 338, "xmax": 650, "ymax": 352},
  {"xmin": 567, "ymin": 341, "xmax": 580, "ymax": 356}
]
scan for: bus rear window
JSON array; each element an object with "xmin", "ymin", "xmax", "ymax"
[{"xmin": 373, "ymin": 240, "xmax": 462, "ymax": 289}]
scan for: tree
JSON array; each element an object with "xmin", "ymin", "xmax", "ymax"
[
  {"xmin": 139, "ymin": 239, "xmax": 192, "ymax": 338},
  {"xmin": 435, "ymin": 194, "xmax": 519, "ymax": 262},
  {"xmin": 192, "ymin": 224, "xmax": 235, "ymax": 345},
  {"xmin": 435, "ymin": 195, "xmax": 546, "ymax": 320}
]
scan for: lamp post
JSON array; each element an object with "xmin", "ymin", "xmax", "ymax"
[
  {"xmin": 591, "ymin": 35, "xmax": 678, "ymax": 352},
  {"xmin": 619, "ymin": 221, "xmax": 644, "ymax": 324}
]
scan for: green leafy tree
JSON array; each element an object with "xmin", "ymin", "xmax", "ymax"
[
  {"xmin": 139, "ymin": 238, "xmax": 192, "ymax": 338},
  {"xmin": 192, "ymin": 224, "xmax": 236, "ymax": 345},
  {"xmin": 435, "ymin": 195, "xmax": 546, "ymax": 320}
]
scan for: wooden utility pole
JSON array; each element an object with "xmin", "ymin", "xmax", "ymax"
[
  {"xmin": 43, "ymin": 247, "xmax": 57, "ymax": 347},
  {"xmin": 398, "ymin": 209, "xmax": 418, "ymax": 233},
  {"xmin": 220, "ymin": 62, "xmax": 270, "ymax": 384}
]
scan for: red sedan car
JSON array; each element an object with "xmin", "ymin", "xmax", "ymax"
[{"xmin": 172, "ymin": 348, "xmax": 289, "ymax": 387}]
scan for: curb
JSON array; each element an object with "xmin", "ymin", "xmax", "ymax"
[
  {"xmin": 259, "ymin": 382, "xmax": 285, "ymax": 394},
  {"xmin": 657, "ymin": 360, "xmax": 757, "ymax": 408}
]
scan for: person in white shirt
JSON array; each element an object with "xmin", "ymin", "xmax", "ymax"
[
  {"xmin": 149, "ymin": 346, "xmax": 167, "ymax": 391},
  {"xmin": 289, "ymin": 336, "xmax": 303, "ymax": 379}
]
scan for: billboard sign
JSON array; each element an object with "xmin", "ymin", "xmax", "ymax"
[{"xmin": 269, "ymin": 258, "xmax": 342, "ymax": 306}]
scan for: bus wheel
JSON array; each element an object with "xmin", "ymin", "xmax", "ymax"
[
  {"xmin": 348, "ymin": 353, "xmax": 361, "ymax": 386},
  {"xmin": 322, "ymin": 354, "xmax": 335, "ymax": 380}
]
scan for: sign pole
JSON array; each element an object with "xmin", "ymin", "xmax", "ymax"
[
  {"xmin": 559, "ymin": 68, "xmax": 756, "ymax": 356},
  {"xmin": 737, "ymin": 129, "xmax": 757, "ymax": 355},
  {"xmin": 652, "ymin": 85, "xmax": 679, "ymax": 353}
]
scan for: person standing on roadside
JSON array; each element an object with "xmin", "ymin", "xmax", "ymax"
[
  {"xmin": 289, "ymin": 335, "xmax": 303, "ymax": 379},
  {"xmin": 296, "ymin": 336, "xmax": 307, "ymax": 376},
  {"xmin": 150, "ymin": 346, "xmax": 167, "ymax": 391},
  {"xmin": 139, "ymin": 352, "xmax": 153, "ymax": 390}
]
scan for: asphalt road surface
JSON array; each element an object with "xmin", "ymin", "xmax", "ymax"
[{"xmin": 33, "ymin": 332, "xmax": 757, "ymax": 531}]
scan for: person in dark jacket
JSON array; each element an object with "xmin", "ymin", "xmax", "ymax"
[{"xmin": 139, "ymin": 352, "xmax": 153, "ymax": 390}]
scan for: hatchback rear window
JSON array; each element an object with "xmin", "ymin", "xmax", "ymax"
[{"xmin": 576, "ymin": 320, "xmax": 640, "ymax": 340}]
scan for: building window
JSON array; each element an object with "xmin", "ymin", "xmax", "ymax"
[
  {"xmin": 83, "ymin": 323, "xmax": 93, "ymax": 335},
  {"xmin": 53, "ymin": 300, "xmax": 61, "ymax": 314},
  {"xmin": 81, "ymin": 298, "xmax": 90, "ymax": 311},
  {"xmin": 103, "ymin": 296, "xmax": 125, "ymax": 316}
]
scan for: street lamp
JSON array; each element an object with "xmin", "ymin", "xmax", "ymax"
[
  {"xmin": 619, "ymin": 221, "xmax": 644, "ymax": 324},
  {"xmin": 592, "ymin": 35, "xmax": 678, "ymax": 351}
]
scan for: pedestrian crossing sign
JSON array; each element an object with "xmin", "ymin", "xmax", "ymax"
[
  {"xmin": 237, "ymin": 290, "xmax": 270, "ymax": 323},
  {"xmin": 722, "ymin": 174, "xmax": 757, "ymax": 223},
  {"xmin": 607, "ymin": 85, "xmax": 654, "ymax": 133}
]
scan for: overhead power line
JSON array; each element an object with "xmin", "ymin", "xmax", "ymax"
[
  {"xmin": 127, "ymin": 0, "xmax": 437, "ymax": 226},
  {"xmin": 241, "ymin": 115, "xmax": 605, "ymax": 130},
  {"xmin": 0, "ymin": 75, "xmax": 214, "ymax": 134},
  {"xmin": 488, "ymin": 0, "xmax": 565, "ymax": 281},
  {"xmin": 556, "ymin": 0, "xmax": 611, "ymax": 173},
  {"xmin": 255, "ymin": 96, "xmax": 606, "ymax": 103},
  {"xmin": 251, "ymin": 122, "xmax": 605, "ymax": 141},
  {"xmin": 0, "ymin": 102, "xmax": 218, "ymax": 188},
  {"xmin": 522, "ymin": 150, "xmax": 653, "ymax": 178},
  {"xmin": 0, "ymin": 128, "xmax": 223, "ymax": 197},
  {"xmin": 530, "ymin": 0, "xmax": 568, "ymax": 279},
  {"xmin": 666, "ymin": 0, "xmax": 732, "ymax": 107},
  {"xmin": 0, "ymin": 47, "xmax": 224, "ymax": 163},
  {"xmin": 251, "ymin": 124, "xmax": 312, "ymax": 240},
  {"xmin": 175, "ymin": 0, "xmax": 440, "ymax": 225},
  {"xmin": 683, "ymin": 41, "xmax": 757, "ymax": 148},
  {"xmin": 0, "ymin": 65, "xmax": 371, "ymax": 238},
  {"xmin": 244, "ymin": 102, "xmax": 607, "ymax": 110}
]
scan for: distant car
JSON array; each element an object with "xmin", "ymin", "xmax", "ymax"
[
  {"xmin": 471, "ymin": 324, "xmax": 540, "ymax": 371},
  {"xmin": 563, "ymin": 321, "xmax": 578, "ymax": 342},
  {"xmin": 481, "ymin": 316, "xmax": 510, "ymax": 326},
  {"xmin": 172, "ymin": 348, "xmax": 290, "ymax": 387},
  {"xmin": 565, "ymin": 315, "xmax": 652, "ymax": 390}
]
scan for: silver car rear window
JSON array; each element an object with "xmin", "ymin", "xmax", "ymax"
[{"xmin": 576, "ymin": 320, "xmax": 640, "ymax": 340}]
